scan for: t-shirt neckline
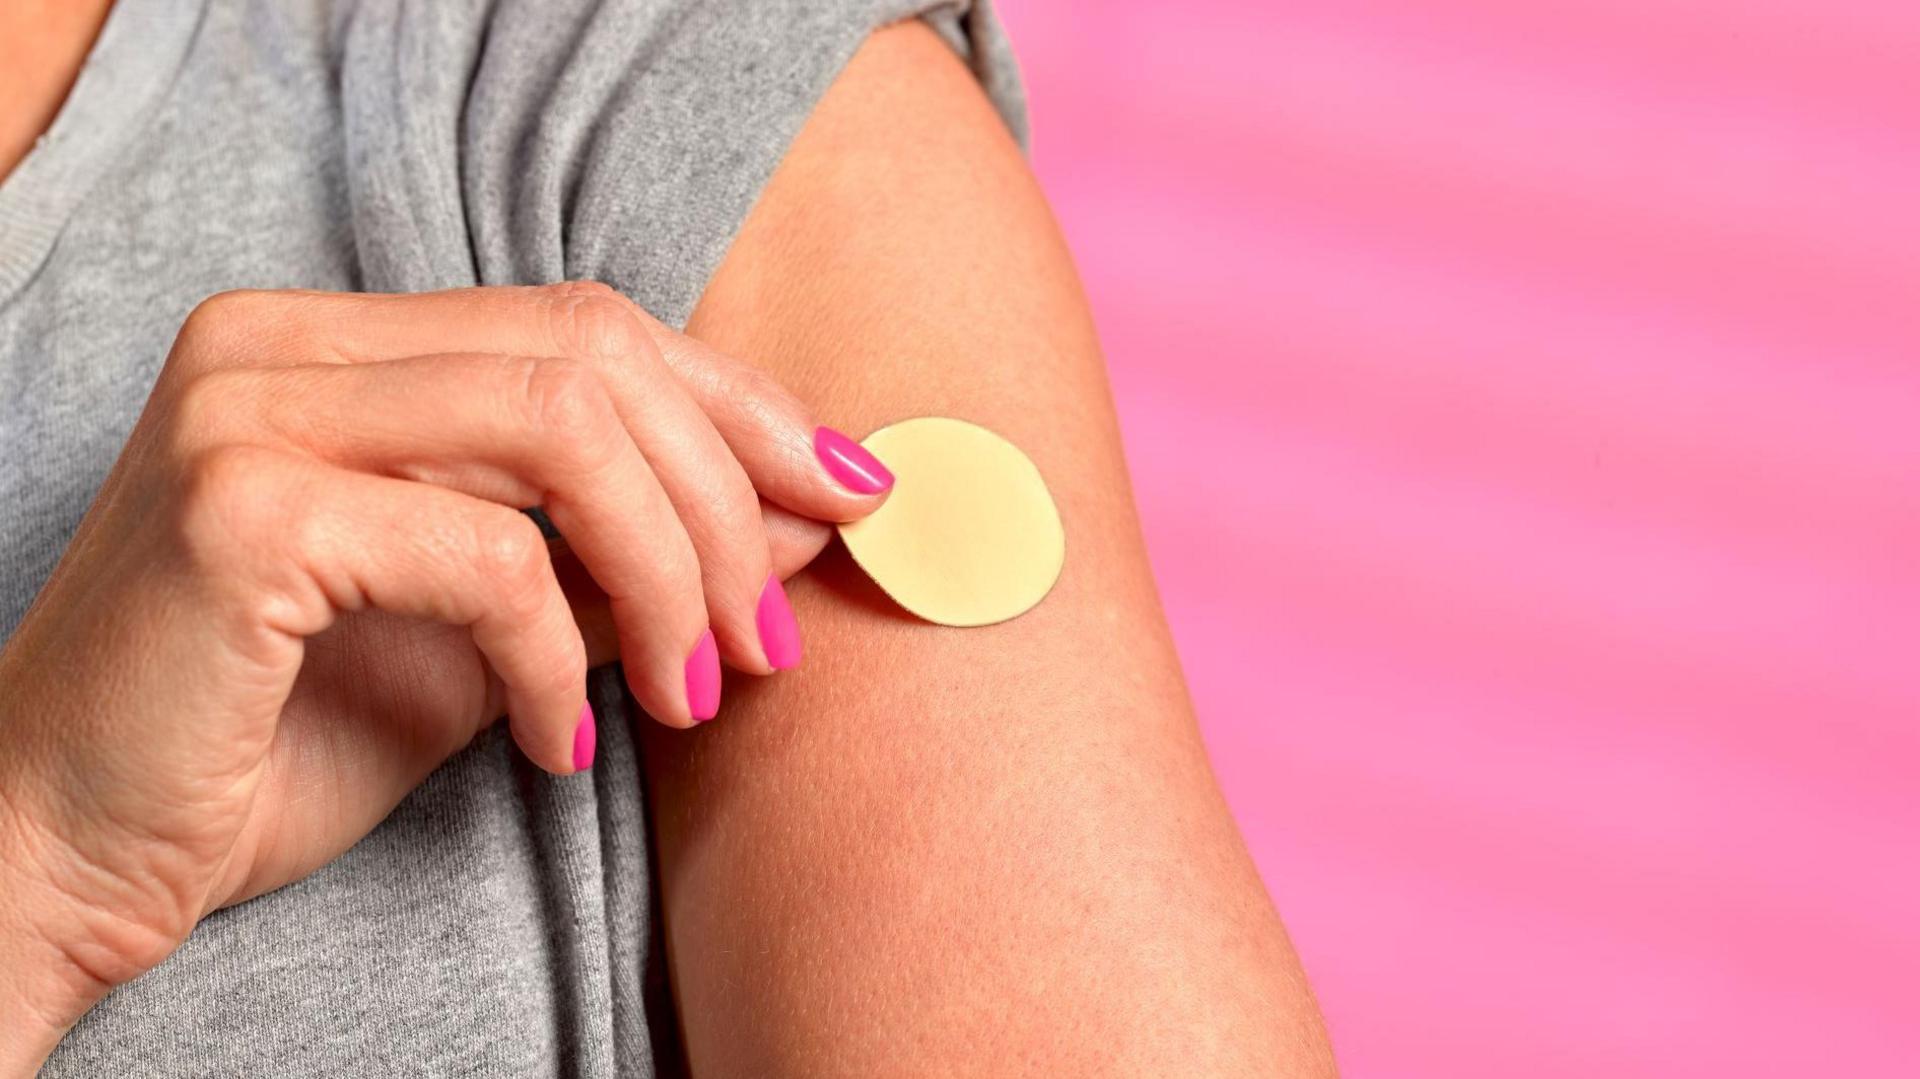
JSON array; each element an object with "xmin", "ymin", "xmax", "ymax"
[{"xmin": 0, "ymin": 0, "xmax": 207, "ymax": 302}]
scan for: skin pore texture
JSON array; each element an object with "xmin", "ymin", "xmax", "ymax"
[{"xmin": 652, "ymin": 21, "xmax": 1334, "ymax": 1075}]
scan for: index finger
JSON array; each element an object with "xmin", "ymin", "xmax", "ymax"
[{"xmin": 238, "ymin": 283, "xmax": 896, "ymax": 524}]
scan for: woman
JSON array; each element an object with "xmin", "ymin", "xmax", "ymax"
[{"xmin": 0, "ymin": 0, "xmax": 1333, "ymax": 1073}]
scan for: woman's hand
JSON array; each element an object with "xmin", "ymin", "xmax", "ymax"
[{"xmin": 0, "ymin": 283, "xmax": 893, "ymax": 1066}]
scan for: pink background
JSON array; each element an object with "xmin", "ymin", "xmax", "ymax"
[{"xmin": 993, "ymin": 0, "xmax": 1920, "ymax": 1074}]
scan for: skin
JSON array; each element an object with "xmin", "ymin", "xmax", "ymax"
[
  {"xmin": 0, "ymin": 4, "xmax": 1334, "ymax": 1076},
  {"xmin": 0, "ymin": 286, "xmax": 878, "ymax": 1072},
  {"xmin": 0, "ymin": 0, "xmax": 112, "ymax": 180},
  {"xmin": 647, "ymin": 21, "xmax": 1335, "ymax": 1076}
]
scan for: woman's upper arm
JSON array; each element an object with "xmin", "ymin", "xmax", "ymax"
[{"xmin": 649, "ymin": 20, "xmax": 1333, "ymax": 1074}]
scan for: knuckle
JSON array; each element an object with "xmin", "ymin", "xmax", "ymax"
[
  {"xmin": 724, "ymin": 360, "xmax": 788, "ymax": 409},
  {"xmin": 472, "ymin": 511, "xmax": 551, "ymax": 616},
  {"xmin": 516, "ymin": 358, "xmax": 624, "ymax": 472},
  {"xmin": 737, "ymin": 369, "xmax": 800, "ymax": 437},
  {"xmin": 174, "ymin": 445, "xmax": 285, "ymax": 563},
  {"xmin": 549, "ymin": 279, "xmax": 623, "ymax": 306},
  {"xmin": 548, "ymin": 282, "xmax": 655, "ymax": 365},
  {"xmin": 165, "ymin": 367, "xmax": 252, "ymax": 451},
  {"xmin": 517, "ymin": 357, "xmax": 597, "ymax": 430},
  {"xmin": 175, "ymin": 290, "xmax": 264, "ymax": 357},
  {"xmin": 717, "ymin": 363, "xmax": 807, "ymax": 466}
]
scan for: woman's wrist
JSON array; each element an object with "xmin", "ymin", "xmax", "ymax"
[{"xmin": 0, "ymin": 787, "xmax": 117, "ymax": 1074}]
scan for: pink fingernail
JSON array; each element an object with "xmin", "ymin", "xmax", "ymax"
[
  {"xmin": 573, "ymin": 701, "xmax": 597, "ymax": 772},
  {"xmin": 756, "ymin": 574, "xmax": 804, "ymax": 671},
  {"xmin": 685, "ymin": 629, "xmax": 721, "ymax": 722},
  {"xmin": 814, "ymin": 426, "xmax": 894, "ymax": 495}
]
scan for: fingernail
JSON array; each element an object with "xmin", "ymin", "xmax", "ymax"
[
  {"xmin": 573, "ymin": 701, "xmax": 597, "ymax": 772},
  {"xmin": 685, "ymin": 629, "xmax": 721, "ymax": 722},
  {"xmin": 814, "ymin": 426, "xmax": 894, "ymax": 495},
  {"xmin": 756, "ymin": 574, "xmax": 803, "ymax": 670}
]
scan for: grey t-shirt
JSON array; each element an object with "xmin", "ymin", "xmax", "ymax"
[{"xmin": 0, "ymin": 0, "xmax": 1023, "ymax": 1072}]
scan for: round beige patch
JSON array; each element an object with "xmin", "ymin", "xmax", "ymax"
[{"xmin": 837, "ymin": 417, "xmax": 1065, "ymax": 627}]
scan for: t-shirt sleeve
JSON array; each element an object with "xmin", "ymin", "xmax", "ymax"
[{"xmin": 352, "ymin": 0, "xmax": 1027, "ymax": 328}]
